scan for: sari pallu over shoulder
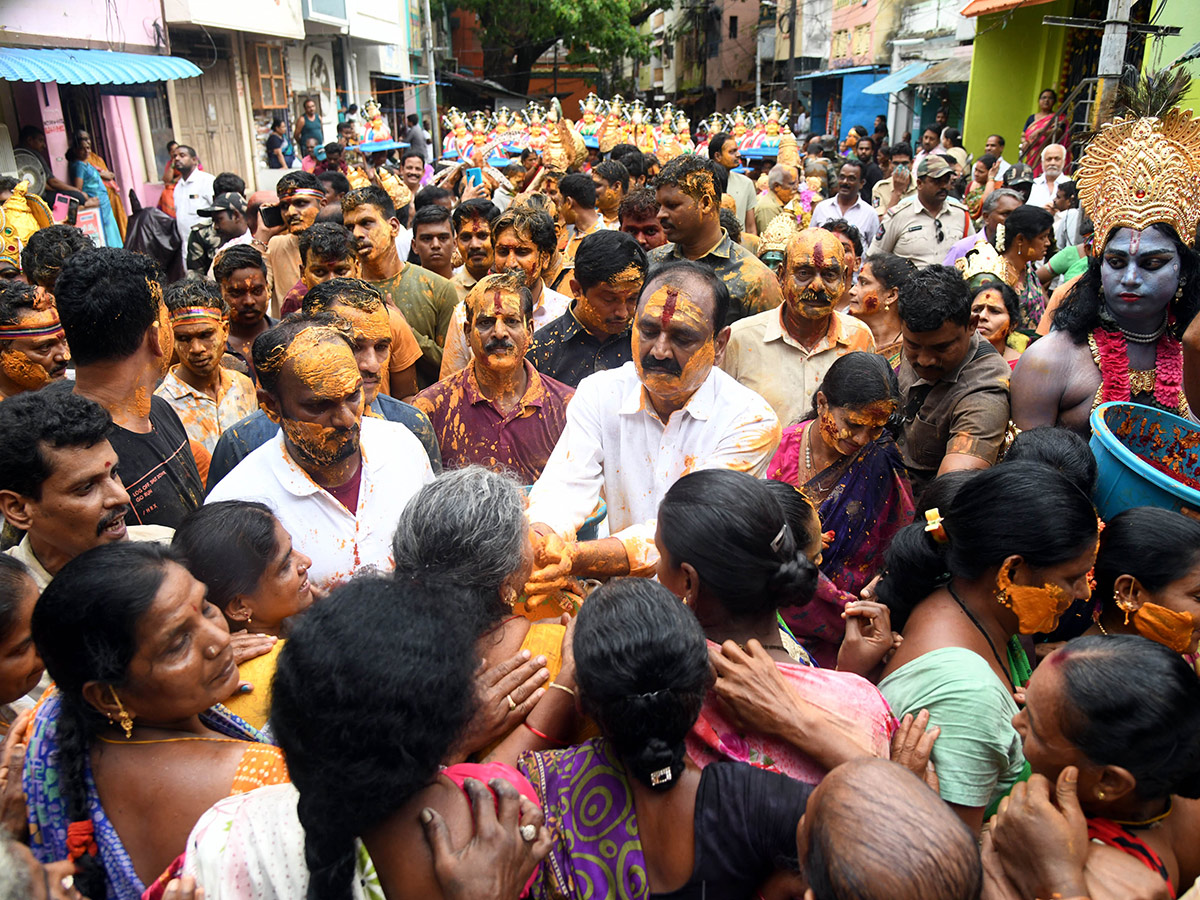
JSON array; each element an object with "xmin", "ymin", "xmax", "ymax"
[{"xmin": 24, "ymin": 689, "xmax": 277, "ymax": 900}]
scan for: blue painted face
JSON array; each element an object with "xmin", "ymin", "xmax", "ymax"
[{"xmin": 1101, "ymin": 226, "xmax": 1181, "ymax": 326}]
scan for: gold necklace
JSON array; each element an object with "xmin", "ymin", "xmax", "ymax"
[
  {"xmin": 1109, "ymin": 798, "xmax": 1174, "ymax": 829},
  {"xmin": 97, "ymin": 734, "xmax": 249, "ymax": 746}
]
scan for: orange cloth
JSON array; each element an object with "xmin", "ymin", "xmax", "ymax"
[{"xmin": 230, "ymin": 743, "xmax": 290, "ymax": 794}]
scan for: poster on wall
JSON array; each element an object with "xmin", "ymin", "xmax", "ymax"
[{"xmin": 74, "ymin": 209, "xmax": 107, "ymax": 248}]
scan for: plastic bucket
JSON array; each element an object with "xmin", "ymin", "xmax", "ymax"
[{"xmin": 1089, "ymin": 401, "xmax": 1200, "ymax": 521}]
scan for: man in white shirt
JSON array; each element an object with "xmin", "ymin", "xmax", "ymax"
[
  {"xmin": 0, "ymin": 387, "xmax": 172, "ymax": 591},
  {"xmin": 525, "ymin": 259, "xmax": 780, "ymax": 590},
  {"xmin": 171, "ymin": 145, "xmax": 216, "ymax": 252},
  {"xmin": 984, "ymin": 134, "xmax": 1011, "ymax": 181},
  {"xmin": 207, "ymin": 319, "xmax": 434, "ymax": 589},
  {"xmin": 809, "ymin": 159, "xmax": 880, "ymax": 250},
  {"xmin": 1026, "ymin": 143, "xmax": 1072, "ymax": 211},
  {"xmin": 708, "ymin": 132, "xmax": 758, "ymax": 237}
]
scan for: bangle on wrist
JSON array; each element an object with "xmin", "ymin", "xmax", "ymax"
[
  {"xmin": 522, "ymin": 721, "xmax": 567, "ymax": 746},
  {"xmin": 548, "ymin": 682, "xmax": 575, "ymax": 697}
]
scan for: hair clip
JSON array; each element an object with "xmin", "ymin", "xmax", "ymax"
[
  {"xmin": 650, "ymin": 766, "xmax": 673, "ymax": 787},
  {"xmin": 924, "ymin": 508, "xmax": 949, "ymax": 544},
  {"xmin": 770, "ymin": 523, "xmax": 789, "ymax": 553}
]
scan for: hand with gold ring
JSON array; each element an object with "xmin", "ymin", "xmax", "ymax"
[
  {"xmin": 454, "ymin": 650, "xmax": 550, "ymax": 756},
  {"xmin": 422, "ymin": 777, "xmax": 550, "ymax": 900}
]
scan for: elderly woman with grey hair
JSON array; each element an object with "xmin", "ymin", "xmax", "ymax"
[{"xmin": 391, "ymin": 466, "xmax": 583, "ymax": 762}]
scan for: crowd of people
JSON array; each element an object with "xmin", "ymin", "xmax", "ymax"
[{"xmin": 0, "ymin": 70, "xmax": 1199, "ymax": 900}]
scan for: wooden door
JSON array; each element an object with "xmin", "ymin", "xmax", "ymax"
[{"xmin": 174, "ymin": 60, "xmax": 244, "ymax": 176}]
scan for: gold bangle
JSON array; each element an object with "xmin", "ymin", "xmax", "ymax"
[{"xmin": 548, "ymin": 682, "xmax": 575, "ymax": 697}]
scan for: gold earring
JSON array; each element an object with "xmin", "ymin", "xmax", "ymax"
[
  {"xmin": 1096, "ymin": 789, "xmax": 1106, "ymax": 800},
  {"xmin": 1115, "ymin": 592, "xmax": 1137, "ymax": 626},
  {"xmin": 110, "ymin": 686, "xmax": 133, "ymax": 739}
]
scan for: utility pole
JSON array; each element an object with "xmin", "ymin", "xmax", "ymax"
[
  {"xmin": 785, "ymin": 0, "xmax": 798, "ymax": 114},
  {"xmin": 1095, "ymin": 0, "xmax": 1132, "ymax": 117},
  {"xmin": 422, "ymin": 0, "xmax": 440, "ymax": 150}
]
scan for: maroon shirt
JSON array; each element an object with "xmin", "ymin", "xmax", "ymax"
[{"xmin": 413, "ymin": 360, "xmax": 573, "ymax": 484}]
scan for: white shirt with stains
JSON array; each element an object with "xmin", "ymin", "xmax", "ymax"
[
  {"xmin": 206, "ymin": 417, "xmax": 434, "ymax": 591},
  {"xmin": 527, "ymin": 361, "xmax": 781, "ymax": 572}
]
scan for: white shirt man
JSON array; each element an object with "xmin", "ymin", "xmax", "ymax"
[
  {"xmin": 809, "ymin": 194, "xmax": 880, "ymax": 249},
  {"xmin": 206, "ymin": 417, "xmax": 434, "ymax": 590},
  {"xmin": 526, "ymin": 360, "xmax": 779, "ymax": 572},
  {"xmin": 1027, "ymin": 143, "xmax": 1072, "ymax": 210},
  {"xmin": 174, "ymin": 167, "xmax": 217, "ymax": 248}
]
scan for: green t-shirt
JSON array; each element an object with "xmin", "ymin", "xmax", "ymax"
[
  {"xmin": 878, "ymin": 646, "xmax": 1026, "ymax": 809},
  {"xmin": 1048, "ymin": 244, "xmax": 1089, "ymax": 282}
]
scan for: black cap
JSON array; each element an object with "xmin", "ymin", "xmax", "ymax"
[
  {"xmin": 1003, "ymin": 163, "xmax": 1035, "ymax": 187},
  {"xmin": 198, "ymin": 192, "xmax": 248, "ymax": 217}
]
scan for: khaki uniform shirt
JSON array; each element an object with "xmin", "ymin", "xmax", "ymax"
[
  {"xmin": 871, "ymin": 175, "xmax": 916, "ymax": 213},
  {"xmin": 722, "ymin": 307, "xmax": 875, "ymax": 427},
  {"xmin": 868, "ymin": 195, "xmax": 974, "ymax": 268},
  {"xmin": 897, "ymin": 333, "xmax": 1011, "ymax": 493}
]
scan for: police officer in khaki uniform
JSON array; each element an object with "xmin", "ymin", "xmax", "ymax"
[{"xmin": 867, "ymin": 156, "xmax": 974, "ymax": 267}]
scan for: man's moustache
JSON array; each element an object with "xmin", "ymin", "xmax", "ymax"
[
  {"xmin": 485, "ymin": 339, "xmax": 515, "ymax": 353},
  {"xmin": 97, "ymin": 506, "xmax": 130, "ymax": 536},
  {"xmin": 641, "ymin": 355, "xmax": 682, "ymax": 376}
]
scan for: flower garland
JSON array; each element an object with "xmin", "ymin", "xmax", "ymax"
[{"xmin": 1088, "ymin": 326, "xmax": 1185, "ymax": 412}]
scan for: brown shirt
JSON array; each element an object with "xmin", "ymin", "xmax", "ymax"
[{"xmin": 897, "ymin": 333, "xmax": 1011, "ymax": 492}]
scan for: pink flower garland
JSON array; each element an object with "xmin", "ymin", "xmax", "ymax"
[{"xmin": 1092, "ymin": 326, "xmax": 1183, "ymax": 410}]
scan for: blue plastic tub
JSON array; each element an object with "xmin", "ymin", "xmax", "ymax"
[
  {"xmin": 522, "ymin": 487, "xmax": 607, "ymax": 542},
  {"xmin": 1089, "ymin": 402, "xmax": 1200, "ymax": 521}
]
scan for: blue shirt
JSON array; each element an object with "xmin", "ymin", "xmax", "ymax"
[{"xmin": 206, "ymin": 395, "xmax": 442, "ymax": 494}]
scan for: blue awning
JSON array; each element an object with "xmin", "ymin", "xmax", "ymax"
[
  {"xmin": 861, "ymin": 61, "xmax": 929, "ymax": 95},
  {"xmin": 0, "ymin": 47, "xmax": 201, "ymax": 85},
  {"xmin": 794, "ymin": 64, "xmax": 886, "ymax": 81}
]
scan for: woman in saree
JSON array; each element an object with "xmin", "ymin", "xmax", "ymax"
[
  {"xmin": 971, "ymin": 278, "xmax": 1025, "ymax": 369},
  {"xmin": 391, "ymin": 466, "xmax": 583, "ymax": 761},
  {"xmin": 845, "ymin": 254, "xmax": 915, "ymax": 369},
  {"xmin": 172, "ymin": 501, "xmax": 316, "ymax": 731},
  {"xmin": 1022, "ymin": 88, "xmax": 1070, "ymax": 176},
  {"xmin": 962, "ymin": 203, "xmax": 1054, "ymax": 330},
  {"xmin": 23, "ymin": 542, "xmax": 288, "ymax": 900},
  {"xmin": 768, "ymin": 351, "xmax": 915, "ymax": 600},
  {"xmin": 964, "ymin": 154, "xmax": 996, "ymax": 222},
  {"xmin": 67, "ymin": 130, "xmax": 122, "ymax": 248},
  {"xmin": 654, "ymin": 468, "xmax": 898, "ymax": 785},
  {"xmin": 518, "ymin": 577, "xmax": 814, "ymax": 900},
  {"xmin": 1000, "ymin": 635, "xmax": 1200, "ymax": 898}
]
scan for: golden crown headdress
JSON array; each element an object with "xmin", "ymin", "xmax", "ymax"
[
  {"xmin": 581, "ymin": 93, "xmax": 603, "ymax": 114},
  {"xmin": 759, "ymin": 212, "xmax": 799, "ymax": 253},
  {"xmin": 955, "ymin": 237, "xmax": 1014, "ymax": 288},
  {"xmin": 1075, "ymin": 107, "xmax": 1200, "ymax": 254}
]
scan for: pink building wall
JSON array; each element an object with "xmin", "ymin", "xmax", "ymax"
[
  {"xmin": 4, "ymin": 0, "xmax": 165, "ymax": 50},
  {"xmin": 708, "ymin": 0, "xmax": 759, "ymax": 106},
  {"xmin": 831, "ymin": 0, "xmax": 880, "ymax": 67}
]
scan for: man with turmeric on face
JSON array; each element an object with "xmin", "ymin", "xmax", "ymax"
[
  {"xmin": 0, "ymin": 281, "xmax": 69, "ymax": 401},
  {"xmin": 413, "ymin": 272, "xmax": 573, "ymax": 482},
  {"xmin": 207, "ymin": 319, "xmax": 434, "ymax": 590},
  {"xmin": 722, "ymin": 228, "xmax": 875, "ymax": 427},
  {"xmin": 649, "ymin": 154, "xmax": 783, "ymax": 328},
  {"xmin": 265, "ymin": 171, "xmax": 326, "ymax": 315},
  {"xmin": 525, "ymin": 260, "xmax": 780, "ymax": 597}
]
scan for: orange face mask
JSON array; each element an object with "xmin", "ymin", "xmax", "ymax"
[
  {"xmin": 997, "ymin": 565, "xmax": 1072, "ymax": 635},
  {"xmin": 1132, "ymin": 602, "xmax": 1196, "ymax": 655}
]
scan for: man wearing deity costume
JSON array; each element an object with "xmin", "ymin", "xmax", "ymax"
[{"xmin": 1011, "ymin": 74, "xmax": 1200, "ymax": 436}]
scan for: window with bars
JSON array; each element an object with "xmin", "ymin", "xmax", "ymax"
[{"xmin": 249, "ymin": 43, "xmax": 288, "ymax": 109}]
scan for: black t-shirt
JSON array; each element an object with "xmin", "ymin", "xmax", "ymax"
[
  {"xmin": 108, "ymin": 396, "xmax": 204, "ymax": 528},
  {"xmin": 656, "ymin": 761, "xmax": 812, "ymax": 899}
]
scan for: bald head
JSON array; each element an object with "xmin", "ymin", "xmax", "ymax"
[{"xmin": 800, "ymin": 760, "xmax": 981, "ymax": 900}]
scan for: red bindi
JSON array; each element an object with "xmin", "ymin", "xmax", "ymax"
[
  {"xmin": 492, "ymin": 290, "xmax": 504, "ymax": 315},
  {"xmin": 661, "ymin": 287, "xmax": 678, "ymax": 328},
  {"xmin": 812, "ymin": 241, "xmax": 825, "ymax": 267}
]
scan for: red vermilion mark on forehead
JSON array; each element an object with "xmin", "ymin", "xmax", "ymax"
[
  {"xmin": 812, "ymin": 240, "xmax": 825, "ymax": 267},
  {"xmin": 1128, "ymin": 230, "xmax": 1141, "ymax": 255},
  {"xmin": 661, "ymin": 287, "xmax": 678, "ymax": 328},
  {"xmin": 492, "ymin": 290, "xmax": 504, "ymax": 314}
]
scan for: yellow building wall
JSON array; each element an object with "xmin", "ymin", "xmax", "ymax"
[
  {"xmin": 962, "ymin": 0, "xmax": 1073, "ymax": 158},
  {"xmin": 1142, "ymin": 0, "xmax": 1199, "ymax": 112}
]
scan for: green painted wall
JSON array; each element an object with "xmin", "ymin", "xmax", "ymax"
[
  {"xmin": 962, "ymin": 0, "xmax": 1073, "ymax": 158},
  {"xmin": 1143, "ymin": 0, "xmax": 1200, "ymax": 111}
]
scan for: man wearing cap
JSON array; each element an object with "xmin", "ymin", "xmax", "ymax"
[
  {"xmin": 867, "ymin": 156, "xmax": 973, "ymax": 268},
  {"xmin": 189, "ymin": 193, "xmax": 252, "ymax": 279},
  {"xmin": 1001, "ymin": 163, "xmax": 1035, "ymax": 204}
]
